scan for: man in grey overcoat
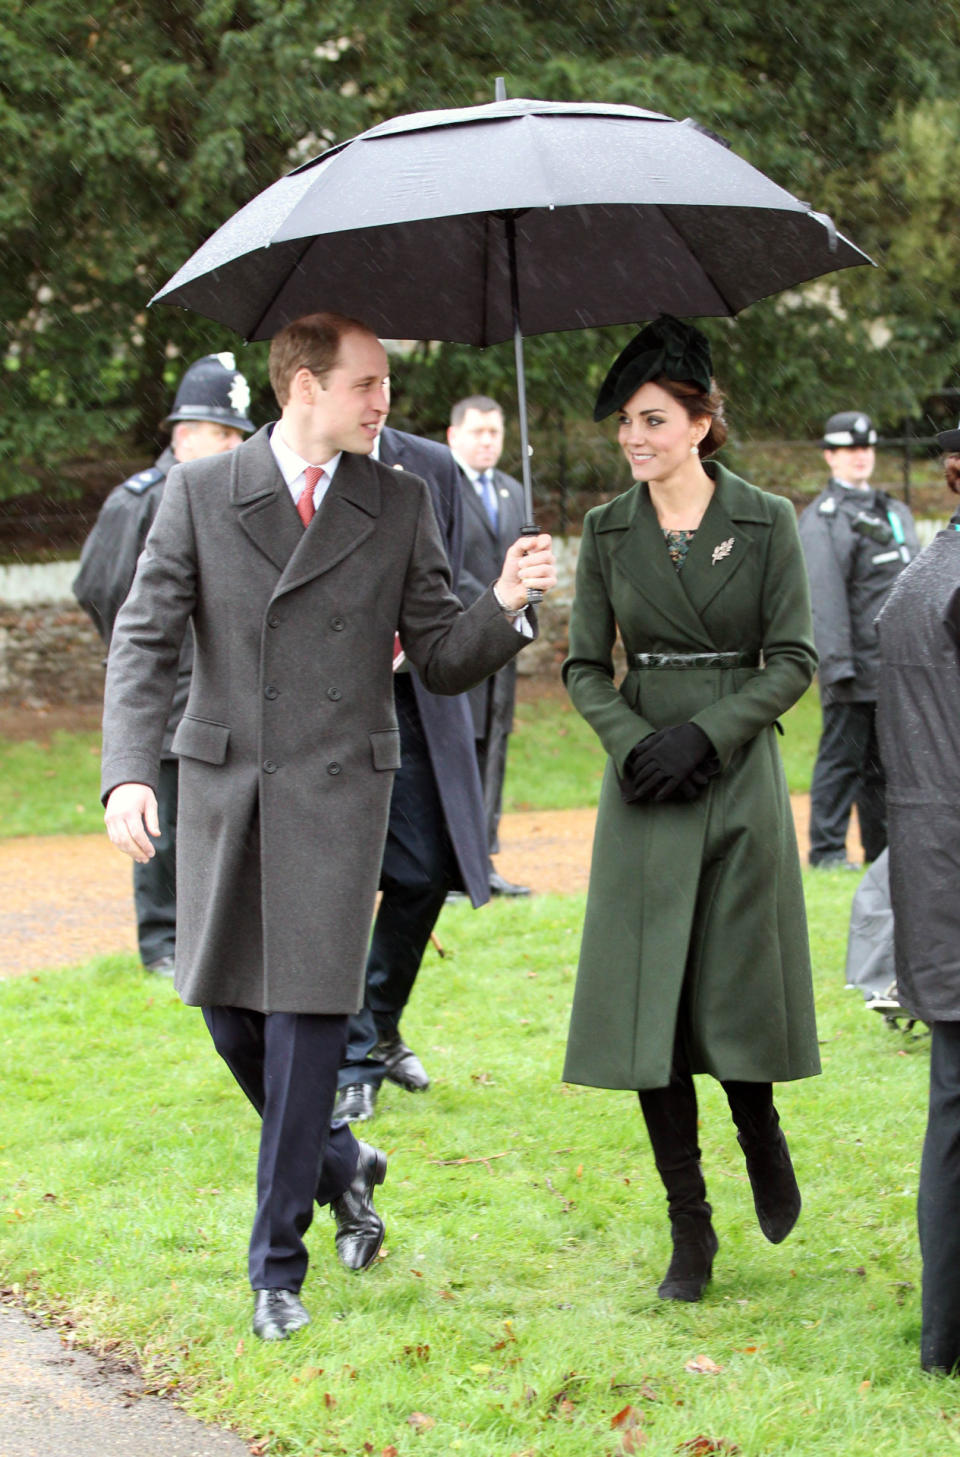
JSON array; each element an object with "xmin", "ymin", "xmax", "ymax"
[
  {"xmin": 876, "ymin": 418, "xmax": 960, "ymax": 1373},
  {"xmin": 73, "ymin": 352, "xmax": 255, "ymax": 974},
  {"xmin": 101, "ymin": 313, "xmax": 556, "ymax": 1341}
]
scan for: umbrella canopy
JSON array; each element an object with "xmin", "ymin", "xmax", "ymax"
[{"xmin": 151, "ymin": 97, "xmax": 871, "ymax": 345}]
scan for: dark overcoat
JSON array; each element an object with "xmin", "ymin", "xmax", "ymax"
[
  {"xmin": 456, "ymin": 465, "xmax": 525, "ymax": 740},
  {"xmin": 563, "ymin": 463, "xmax": 821, "ymax": 1090},
  {"xmin": 100, "ymin": 427, "xmax": 528, "ymax": 1014},
  {"xmin": 378, "ymin": 426, "xmax": 488, "ymax": 905},
  {"xmin": 877, "ymin": 525, "xmax": 960, "ymax": 1022}
]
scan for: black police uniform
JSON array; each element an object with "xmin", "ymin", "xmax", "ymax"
[
  {"xmin": 798, "ymin": 465, "xmax": 918, "ymax": 865},
  {"xmin": 73, "ymin": 447, "xmax": 189, "ymax": 967}
]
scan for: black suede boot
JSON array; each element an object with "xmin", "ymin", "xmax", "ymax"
[
  {"xmin": 639, "ymin": 1074, "xmax": 718, "ymax": 1302},
  {"xmin": 723, "ymin": 1081, "xmax": 801, "ymax": 1245}
]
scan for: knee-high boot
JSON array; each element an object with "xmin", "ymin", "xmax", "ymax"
[
  {"xmin": 722, "ymin": 1080, "xmax": 801, "ymax": 1244},
  {"xmin": 639, "ymin": 1072, "xmax": 718, "ymax": 1302}
]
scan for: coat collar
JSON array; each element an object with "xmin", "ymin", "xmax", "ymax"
[
  {"xmin": 599, "ymin": 462, "xmax": 772, "ymax": 640},
  {"xmin": 230, "ymin": 426, "xmax": 381, "ymax": 591}
]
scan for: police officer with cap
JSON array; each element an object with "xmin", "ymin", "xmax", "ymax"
[
  {"xmin": 74, "ymin": 353, "xmax": 254, "ymax": 972},
  {"xmin": 797, "ymin": 410, "xmax": 918, "ymax": 868}
]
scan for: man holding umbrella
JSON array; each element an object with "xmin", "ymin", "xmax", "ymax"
[{"xmin": 100, "ymin": 311, "xmax": 555, "ymax": 1340}]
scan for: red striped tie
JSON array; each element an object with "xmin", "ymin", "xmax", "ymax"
[{"xmin": 297, "ymin": 465, "xmax": 325, "ymax": 527}]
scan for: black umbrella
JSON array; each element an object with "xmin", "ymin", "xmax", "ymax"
[{"xmin": 152, "ymin": 91, "xmax": 871, "ymax": 530}]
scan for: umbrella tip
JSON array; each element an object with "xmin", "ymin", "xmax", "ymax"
[{"xmin": 495, "ymin": 76, "xmax": 507, "ymax": 101}]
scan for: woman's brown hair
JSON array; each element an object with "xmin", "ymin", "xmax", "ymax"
[{"xmin": 654, "ymin": 375, "xmax": 728, "ymax": 457}]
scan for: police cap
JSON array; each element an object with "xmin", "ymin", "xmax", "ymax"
[
  {"xmin": 822, "ymin": 411, "xmax": 877, "ymax": 448},
  {"xmin": 164, "ymin": 353, "xmax": 255, "ymax": 434}
]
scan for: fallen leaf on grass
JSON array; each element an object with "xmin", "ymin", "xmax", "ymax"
[
  {"xmin": 555, "ymin": 1396, "xmax": 576, "ymax": 1419},
  {"xmin": 684, "ymin": 1355, "xmax": 723, "ymax": 1376},
  {"xmin": 676, "ymin": 1438, "xmax": 740, "ymax": 1454},
  {"xmin": 859, "ymin": 1380, "xmax": 871, "ymax": 1396},
  {"xmin": 407, "ymin": 1411, "xmax": 435, "ymax": 1431},
  {"xmin": 401, "ymin": 1343, "xmax": 430, "ymax": 1363},
  {"xmin": 381, "ymin": 1447, "xmax": 399, "ymax": 1456},
  {"xmin": 611, "ymin": 1405, "xmax": 647, "ymax": 1450},
  {"xmin": 324, "ymin": 1392, "xmax": 336, "ymax": 1409}
]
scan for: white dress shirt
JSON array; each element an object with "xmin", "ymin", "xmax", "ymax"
[{"xmin": 269, "ymin": 426, "xmax": 341, "ymax": 512}]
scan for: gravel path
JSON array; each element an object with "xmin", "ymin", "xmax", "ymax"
[{"xmin": 0, "ymin": 797, "xmax": 851, "ymax": 980}]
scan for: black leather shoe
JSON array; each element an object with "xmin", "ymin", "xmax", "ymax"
[
  {"xmin": 331, "ymin": 1139, "xmax": 387, "ymax": 1271},
  {"xmin": 489, "ymin": 869, "xmax": 531, "ymax": 896},
  {"xmin": 333, "ymin": 1082, "xmax": 377, "ymax": 1122},
  {"xmin": 252, "ymin": 1288, "xmax": 310, "ymax": 1340},
  {"xmin": 373, "ymin": 1034, "xmax": 430, "ymax": 1091},
  {"xmin": 143, "ymin": 955, "xmax": 175, "ymax": 977}
]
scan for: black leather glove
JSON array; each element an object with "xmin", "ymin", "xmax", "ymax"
[{"xmin": 620, "ymin": 723, "xmax": 718, "ymax": 804}]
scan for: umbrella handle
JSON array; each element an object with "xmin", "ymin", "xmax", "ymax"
[{"xmin": 520, "ymin": 523, "xmax": 544, "ymax": 606}]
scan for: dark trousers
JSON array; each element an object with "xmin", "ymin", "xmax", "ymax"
[
  {"xmin": 919, "ymin": 1021, "xmax": 960, "ymax": 1372},
  {"xmin": 809, "ymin": 699, "xmax": 887, "ymax": 864},
  {"xmin": 338, "ymin": 675, "xmax": 456, "ymax": 1091},
  {"xmin": 475, "ymin": 719, "xmax": 509, "ymax": 856},
  {"xmin": 203, "ymin": 1007, "xmax": 359, "ymax": 1291},
  {"xmin": 134, "ymin": 756, "xmax": 178, "ymax": 966}
]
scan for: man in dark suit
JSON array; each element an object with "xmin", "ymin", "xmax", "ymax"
[
  {"xmin": 332, "ymin": 421, "xmax": 491, "ymax": 1123},
  {"xmin": 101, "ymin": 314, "xmax": 556, "ymax": 1341},
  {"xmin": 448, "ymin": 396, "xmax": 530, "ymax": 896}
]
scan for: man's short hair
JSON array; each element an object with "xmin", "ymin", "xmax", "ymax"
[
  {"xmin": 269, "ymin": 312, "xmax": 372, "ymax": 407},
  {"xmin": 449, "ymin": 395, "xmax": 503, "ymax": 427}
]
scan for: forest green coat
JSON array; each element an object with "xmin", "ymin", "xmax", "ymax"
[{"xmin": 563, "ymin": 463, "xmax": 821, "ymax": 1091}]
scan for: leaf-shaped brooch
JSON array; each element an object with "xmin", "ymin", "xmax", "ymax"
[{"xmin": 711, "ymin": 537, "xmax": 735, "ymax": 565}]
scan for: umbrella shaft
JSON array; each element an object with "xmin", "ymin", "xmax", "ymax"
[{"xmin": 505, "ymin": 213, "xmax": 536, "ymax": 531}]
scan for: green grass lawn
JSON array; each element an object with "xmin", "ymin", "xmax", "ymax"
[
  {"xmin": 0, "ymin": 730, "xmax": 102, "ymax": 837},
  {"xmin": 0, "ymin": 874, "xmax": 946, "ymax": 1457}
]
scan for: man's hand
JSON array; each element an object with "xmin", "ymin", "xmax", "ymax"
[
  {"xmin": 495, "ymin": 533, "xmax": 556, "ymax": 611},
  {"xmin": 104, "ymin": 782, "xmax": 160, "ymax": 863}
]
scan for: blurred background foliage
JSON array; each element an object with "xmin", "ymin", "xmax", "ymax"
[{"xmin": 2, "ymin": 0, "xmax": 959, "ymax": 501}]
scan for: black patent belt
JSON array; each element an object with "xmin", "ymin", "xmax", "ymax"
[{"xmin": 626, "ymin": 651, "xmax": 757, "ymax": 671}]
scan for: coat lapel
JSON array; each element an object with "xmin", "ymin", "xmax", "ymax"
[
  {"xmin": 607, "ymin": 486, "xmax": 716, "ymax": 648},
  {"xmin": 232, "ymin": 427, "xmax": 303, "ymax": 574},
  {"xmin": 275, "ymin": 450, "xmax": 380, "ymax": 596},
  {"xmin": 679, "ymin": 464, "xmax": 767, "ymax": 619}
]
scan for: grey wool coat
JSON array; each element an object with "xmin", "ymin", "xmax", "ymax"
[
  {"xmin": 101, "ymin": 426, "xmax": 530, "ymax": 1014},
  {"xmin": 877, "ymin": 524, "xmax": 960, "ymax": 1023},
  {"xmin": 562, "ymin": 463, "xmax": 821, "ymax": 1091}
]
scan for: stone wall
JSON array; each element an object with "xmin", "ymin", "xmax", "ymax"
[{"xmin": 0, "ymin": 605, "xmax": 105, "ymax": 708}]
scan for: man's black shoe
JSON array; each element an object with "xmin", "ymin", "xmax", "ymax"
[
  {"xmin": 252, "ymin": 1288, "xmax": 310, "ymax": 1340},
  {"xmin": 331, "ymin": 1140, "xmax": 387, "ymax": 1271},
  {"xmin": 373, "ymin": 1034, "xmax": 430, "ymax": 1091},
  {"xmin": 144, "ymin": 955, "xmax": 176, "ymax": 977},
  {"xmin": 489, "ymin": 869, "xmax": 531, "ymax": 896},
  {"xmin": 333, "ymin": 1082, "xmax": 377, "ymax": 1122}
]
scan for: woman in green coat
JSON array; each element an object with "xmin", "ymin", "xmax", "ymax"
[{"xmin": 563, "ymin": 316, "xmax": 820, "ymax": 1303}]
